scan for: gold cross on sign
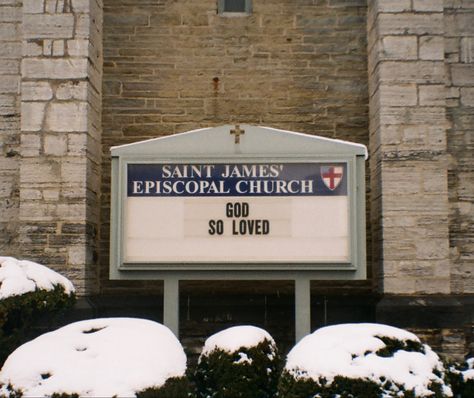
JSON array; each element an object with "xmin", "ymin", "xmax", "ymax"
[{"xmin": 230, "ymin": 125, "xmax": 245, "ymax": 144}]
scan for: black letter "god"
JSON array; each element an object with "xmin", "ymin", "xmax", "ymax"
[{"xmin": 226, "ymin": 202, "xmax": 249, "ymax": 218}]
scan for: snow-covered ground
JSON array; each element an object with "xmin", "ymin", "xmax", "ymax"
[
  {"xmin": 285, "ymin": 323, "xmax": 452, "ymax": 397},
  {"xmin": 0, "ymin": 256, "xmax": 75, "ymax": 299},
  {"xmin": 0, "ymin": 318, "xmax": 187, "ymax": 397}
]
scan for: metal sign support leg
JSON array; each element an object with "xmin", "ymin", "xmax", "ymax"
[
  {"xmin": 295, "ymin": 277, "xmax": 311, "ymax": 342},
  {"xmin": 163, "ymin": 277, "xmax": 180, "ymax": 337}
]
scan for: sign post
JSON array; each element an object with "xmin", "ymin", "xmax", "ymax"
[{"xmin": 110, "ymin": 125, "xmax": 367, "ymax": 340}]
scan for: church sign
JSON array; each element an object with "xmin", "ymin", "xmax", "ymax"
[
  {"xmin": 110, "ymin": 125, "xmax": 367, "ymax": 275},
  {"xmin": 109, "ymin": 125, "xmax": 367, "ymax": 340}
]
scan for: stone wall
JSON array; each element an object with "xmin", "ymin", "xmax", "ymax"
[
  {"xmin": 0, "ymin": 0, "xmax": 21, "ymax": 256},
  {"xmin": 444, "ymin": 0, "xmax": 474, "ymax": 294},
  {"xmin": 368, "ymin": 0, "xmax": 451, "ymax": 294},
  {"xmin": 16, "ymin": 0, "xmax": 103, "ymax": 295},
  {"xmin": 100, "ymin": 0, "xmax": 370, "ymax": 292}
]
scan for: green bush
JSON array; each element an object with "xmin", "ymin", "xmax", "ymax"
[
  {"xmin": 446, "ymin": 359, "xmax": 474, "ymax": 398},
  {"xmin": 0, "ymin": 285, "xmax": 75, "ymax": 365},
  {"xmin": 137, "ymin": 376, "xmax": 191, "ymax": 398},
  {"xmin": 278, "ymin": 373, "xmax": 382, "ymax": 398},
  {"xmin": 194, "ymin": 337, "xmax": 281, "ymax": 398},
  {"xmin": 278, "ymin": 324, "xmax": 452, "ymax": 398},
  {"xmin": 278, "ymin": 371, "xmax": 449, "ymax": 398}
]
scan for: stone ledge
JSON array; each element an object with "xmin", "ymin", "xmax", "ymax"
[{"xmin": 376, "ymin": 295, "xmax": 472, "ymax": 328}]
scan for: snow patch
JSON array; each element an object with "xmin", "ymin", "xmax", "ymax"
[
  {"xmin": 462, "ymin": 358, "xmax": 474, "ymax": 381},
  {"xmin": 234, "ymin": 352, "xmax": 253, "ymax": 365},
  {"xmin": 201, "ymin": 325, "xmax": 275, "ymax": 357},
  {"xmin": 0, "ymin": 318, "xmax": 187, "ymax": 397},
  {"xmin": 285, "ymin": 323, "xmax": 452, "ymax": 397},
  {"xmin": 0, "ymin": 256, "xmax": 75, "ymax": 299}
]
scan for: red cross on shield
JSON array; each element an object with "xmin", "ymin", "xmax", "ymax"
[{"xmin": 321, "ymin": 165, "xmax": 344, "ymax": 191}]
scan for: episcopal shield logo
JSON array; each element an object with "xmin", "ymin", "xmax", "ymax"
[{"xmin": 321, "ymin": 165, "xmax": 344, "ymax": 191}]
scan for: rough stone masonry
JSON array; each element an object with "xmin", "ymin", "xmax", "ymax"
[{"xmin": 0, "ymin": 0, "xmax": 473, "ymax": 358}]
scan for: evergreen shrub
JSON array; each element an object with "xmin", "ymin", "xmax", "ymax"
[
  {"xmin": 194, "ymin": 327, "xmax": 281, "ymax": 398},
  {"xmin": 0, "ymin": 286, "xmax": 75, "ymax": 365},
  {"xmin": 136, "ymin": 376, "xmax": 191, "ymax": 398},
  {"xmin": 446, "ymin": 358, "xmax": 474, "ymax": 398},
  {"xmin": 278, "ymin": 323, "xmax": 453, "ymax": 398}
]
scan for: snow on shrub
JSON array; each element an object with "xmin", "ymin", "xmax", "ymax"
[
  {"xmin": 0, "ymin": 256, "xmax": 75, "ymax": 365},
  {"xmin": 446, "ymin": 357, "xmax": 474, "ymax": 398},
  {"xmin": 194, "ymin": 325, "xmax": 281, "ymax": 398},
  {"xmin": 278, "ymin": 323, "xmax": 453, "ymax": 398},
  {"xmin": 0, "ymin": 318, "xmax": 188, "ymax": 397}
]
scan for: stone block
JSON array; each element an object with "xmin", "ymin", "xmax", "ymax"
[
  {"xmin": 23, "ymin": 0, "xmax": 44, "ymax": 13},
  {"xmin": 67, "ymin": 133, "xmax": 87, "ymax": 156},
  {"xmin": 23, "ymin": 14, "xmax": 74, "ymax": 39},
  {"xmin": 21, "ymin": 102, "xmax": 46, "ymax": 131},
  {"xmin": 374, "ymin": 0, "xmax": 411, "ymax": 12},
  {"xmin": 461, "ymin": 38, "xmax": 474, "ymax": 63},
  {"xmin": 68, "ymin": 245, "xmax": 86, "ymax": 266},
  {"xmin": 75, "ymin": 14, "xmax": 91, "ymax": 38},
  {"xmin": 0, "ymin": 21, "xmax": 19, "ymax": 40},
  {"xmin": 57, "ymin": 203, "xmax": 87, "ymax": 220},
  {"xmin": 61, "ymin": 159, "xmax": 86, "ymax": 183},
  {"xmin": 22, "ymin": 58, "xmax": 88, "ymax": 79},
  {"xmin": 378, "ymin": 61, "xmax": 445, "ymax": 84},
  {"xmin": 43, "ymin": 39, "xmax": 53, "ymax": 56},
  {"xmin": 44, "ymin": 134, "xmax": 68, "ymax": 156},
  {"xmin": 414, "ymin": 279, "xmax": 450, "ymax": 294},
  {"xmin": 0, "ymin": 42, "xmax": 21, "ymax": 57},
  {"xmin": 20, "ymin": 133, "xmax": 41, "ymax": 157},
  {"xmin": 45, "ymin": 102, "xmax": 88, "ymax": 132},
  {"xmin": 377, "ymin": 13, "xmax": 444, "ymax": 35},
  {"xmin": 446, "ymin": 87, "xmax": 460, "ymax": 100},
  {"xmin": 42, "ymin": 189, "xmax": 60, "ymax": 201},
  {"xmin": 378, "ymin": 84, "xmax": 417, "ymax": 106},
  {"xmin": 0, "ymin": 59, "xmax": 19, "ymax": 74},
  {"xmin": 45, "ymin": 0, "xmax": 72, "ymax": 14},
  {"xmin": 20, "ymin": 188, "xmax": 42, "ymax": 200},
  {"xmin": 71, "ymin": 0, "xmax": 90, "ymax": 13},
  {"xmin": 0, "ymin": 75, "xmax": 19, "ymax": 93},
  {"xmin": 0, "ymin": 6, "xmax": 20, "ymax": 22},
  {"xmin": 67, "ymin": 39, "xmax": 89, "ymax": 57},
  {"xmin": 419, "ymin": 85, "xmax": 446, "ymax": 106},
  {"xmin": 104, "ymin": 13, "xmax": 149, "ymax": 27},
  {"xmin": 416, "ymin": 239, "xmax": 450, "ymax": 260},
  {"xmin": 383, "ymin": 277, "xmax": 416, "ymax": 294},
  {"xmin": 21, "ymin": 81, "xmax": 53, "ymax": 101},
  {"xmin": 451, "ymin": 64, "xmax": 474, "ymax": 86},
  {"xmin": 23, "ymin": 41, "xmax": 43, "ymax": 57},
  {"xmin": 413, "ymin": 0, "xmax": 443, "ymax": 12},
  {"xmin": 381, "ymin": 36, "xmax": 417, "ymax": 60},
  {"xmin": 0, "ymin": 94, "xmax": 17, "ymax": 116},
  {"xmin": 445, "ymin": 14, "xmax": 474, "ymax": 36},
  {"xmin": 20, "ymin": 160, "xmax": 60, "ymax": 183},
  {"xmin": 56, "ymin": 81, "xmax": 88, "ymax": 100},
  {"xmin": 460, "ymin": 88, "xmax": 474, "ymax": 106},
  {"xmin": 53, "ymin": 40, "xmax": 65, "ymax": 56},
  {"xmin": 419, "ymin": 36, "xmax": 444, "ymax": 60}
]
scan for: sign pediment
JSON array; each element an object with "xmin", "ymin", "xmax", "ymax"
[{"xmin": 111, "ymin": 125, "xmax": 368, "ymax": 159}]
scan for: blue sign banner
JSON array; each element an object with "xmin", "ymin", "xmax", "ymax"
[{"xmin": 127, "ymin": 163, "xmax": 347, "ymax": 197}]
